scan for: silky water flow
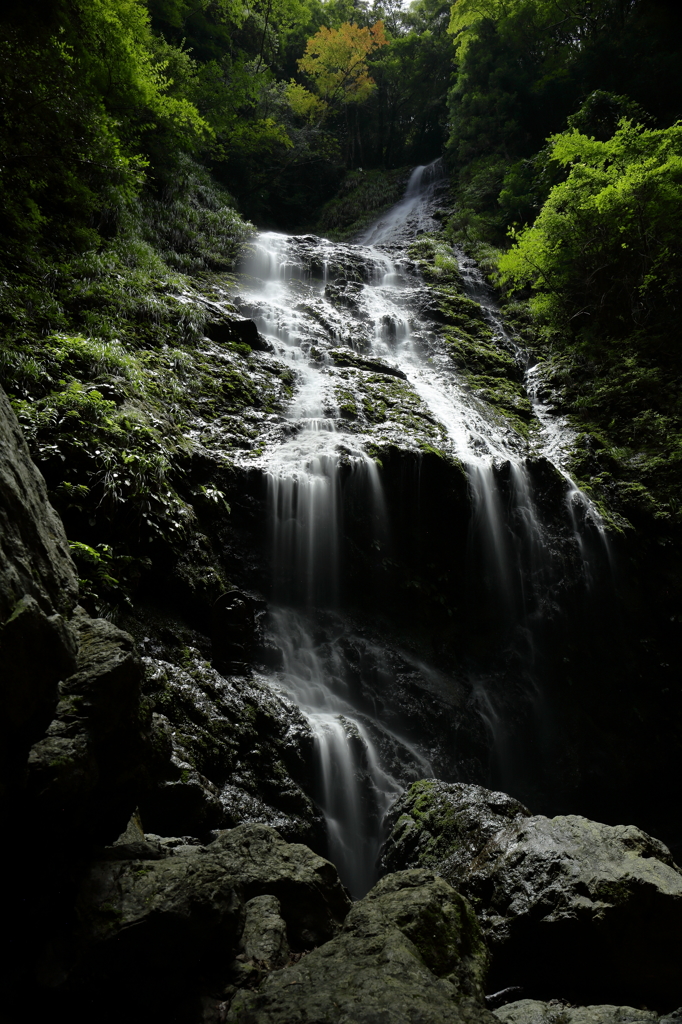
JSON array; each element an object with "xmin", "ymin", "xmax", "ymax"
[{"xmin": 233, "ymin": 160, "xmax": 612, "ymax": 896}]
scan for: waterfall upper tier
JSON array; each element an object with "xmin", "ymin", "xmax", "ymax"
[{"xmin": 234, "ymin": 231, "xmax": 534, "ymax": 471}]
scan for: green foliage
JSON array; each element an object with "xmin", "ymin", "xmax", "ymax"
[
  {"xmin": 497, "ymin": 120, "xmax": 682, "ymax": 349},
  {"xmin": 445, "ymin": 0, "xmax": 682, "ymax": 243},
  {"xmin": 0, "ymin": 0, "xmax": 211, "ymax": 256},
  {"xmin": 295, "ymin": 20, "xmax": 388, "ymax": 110},
  {"xmin": 306, "ymin": 0, "xmax": 455, "ymax": 170},
  {"xmin": 69, "ymin": 540, "xmax": 151, "ymax": 618}
]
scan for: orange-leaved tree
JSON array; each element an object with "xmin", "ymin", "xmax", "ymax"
[{"xmin": 288, "ymin": 20, "xmax": 388, "ymax": 121}]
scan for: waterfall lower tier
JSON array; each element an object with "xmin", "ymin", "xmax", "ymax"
[{"xmin": 265, "ymin": 607, "xmax": 429, "ymax": 897}]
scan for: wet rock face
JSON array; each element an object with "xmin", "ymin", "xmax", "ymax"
[
  {"xmin": 381, "ymin": 780, "xmax": 532, "ymax": 879},
  {"xmin": 139, "ymin": 647, "xmax": 323, "ymax": 847},
  {"xmin": 381, "ymin": 781, "xmax": 682, "ymax": 1008},
  {"xmin": 26, "ymin": 611, "xmax": 167, "ymax": 843},
  {"xmin": 227, "ymin": 869, "xmax": 495, "ymax": 1024},
  {"xmin": 0, "ymin": 385, "xmax": 79, "ymax": 621}
]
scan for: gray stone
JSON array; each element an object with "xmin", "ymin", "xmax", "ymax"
[
  {"xmin": 71, "ymin": 843, "xmax": 245, "ymax": 1014},
  {"xmin": 140, "ymin": 652, "xmax": 324, "ymax": 846},
  {"xmin": 240, "ymin": 895, "xmax": 289, "ymax": 965},
  {"xmin": 26, "ymin": 613, "xmax": 167, "ymax": 842},
  {"xmin": 207, "ymin": 824, "xmax": 351, "ymax": 948},
  {"xmin": 381, "ymin": 780, "xmax": 530, "ymax": 880},
  {"xmin": 381, "ymin": 781, "xmax": 682, "ymax": 1007},
  {"xmin": 226, "ymin": 869, "xmax": 495, "ymax": 1024},
  {"xmin": 494, "ymin": 1001, "xmax": 661, "ymax": 1024},
  {"xmin": 0, "ymin": 386, "xmax": 81, "ymax": 791},
  {"xmin": 65, "ymin": 824, "xmax": 351, "ymax": 1018}
]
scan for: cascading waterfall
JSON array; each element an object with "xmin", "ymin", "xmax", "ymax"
[{"xmin": 233, "ymin": 160, "xmax": 612, "ymax": 895}]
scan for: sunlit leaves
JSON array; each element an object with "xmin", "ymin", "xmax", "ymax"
[
  {"xmin": 497, "ymin": 120, "xmax": 682, "ymax": 347},
  {"xmin": 296, "ymin": 20, "xmax": 388, "ymax": 107},
  {"xmin": 286, "ymin": 80, "xmax": 329, "ymax": 120}
]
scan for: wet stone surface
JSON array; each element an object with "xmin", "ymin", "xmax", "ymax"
[{"xmin": 139, "ymin": 648, "xmax": 324, "ymax": 847}]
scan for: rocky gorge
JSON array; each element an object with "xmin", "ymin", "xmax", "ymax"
[{"xmin": 1, "ymin": 163, "xmax": 681, "ymax": 1021}]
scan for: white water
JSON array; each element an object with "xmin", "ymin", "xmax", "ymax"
[{"xmin": 233, "ymin": 161, "xmax": 611, "ymax": 894}]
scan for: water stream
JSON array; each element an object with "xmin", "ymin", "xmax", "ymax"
[{"xmin": 232, "ymin": 161, "xmax": 611, "ymax": 896}]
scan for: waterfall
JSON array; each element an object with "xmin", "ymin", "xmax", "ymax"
[{"xmin": 232, "ymin": 160, "xmax": 611, "ymax": 895}]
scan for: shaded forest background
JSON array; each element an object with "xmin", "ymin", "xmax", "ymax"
[{"xmin": 1, "ymin": 0, "xmax": 682, "ymax": 617}]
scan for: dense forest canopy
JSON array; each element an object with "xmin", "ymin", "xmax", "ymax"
[{"xmin": 3, "ymin": 0, "xmax": 682, "ymax": 252}]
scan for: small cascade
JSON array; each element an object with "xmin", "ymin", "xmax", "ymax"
[
  {"xmin": 270, "ymin": 608, "xmax": 406, "ymax": 896},
  {"xmin": 359, "ymin": 159, "xmax": 446, "ymax": 245},
  {"xmin": 231, "ymin": 157, "xmax": 615, "ymax": 894}
]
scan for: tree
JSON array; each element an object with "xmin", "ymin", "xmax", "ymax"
[
  {"xmin": 497, "ymin": 119, "xmax": 682, "ymax": 352},
  {"xmin": 290, "ymin": 20, "xmax": 387, "ymax": 113}
]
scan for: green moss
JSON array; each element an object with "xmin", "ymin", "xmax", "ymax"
[
  {"xmin": 527, "ymin": 344, "xmax": 682, "ymax": 526},
  {"xmin": 594, "ymin": 879, "xmax": 633, "ymax": 905},
  {"xmin": 394, "ymin": 781, "xmax": 466, "ymax": 867},
  {"xmin": 408, "ymin": 236, "xmax": 531, "ymax": 441},
  {"xmin": 409, "ymin": 236, "xmax": 465, "ymax": 291}
]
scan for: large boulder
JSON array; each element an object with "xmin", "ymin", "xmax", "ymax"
[
  {"xmin": 381, "ymin": 781, "xmax": 531, "ymax": 880},
  {"xmin": 381, "ymin": 781, "xmax": 682, "ymax": 1008},
  {"xmin": 205, "ymin": 823, "xmax": 351, "ymax": 947},
  {"xmin": 63, "ymin": 824, "xmax": 352, "ymax": 1021},
  {"xmin": 26, "ymin": 611, "xmax": 169, "ymax": 842},
  {"xmin": 227, "ymin": 869, "xmax": 495, "ymax": 1024}
]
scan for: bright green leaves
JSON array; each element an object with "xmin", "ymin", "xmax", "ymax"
[
  {"xmin": 497, "ymin": 120, "xmax": 682, "ymax": 350},
  {"xmin": 286, "ymin": 80, "xmax": 329, "ymax": 122}
]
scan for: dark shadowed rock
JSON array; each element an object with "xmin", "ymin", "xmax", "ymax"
[
  {"xmin": 65, "ymin": 824, "xmax": 350, "ymax": 1021},
  {"xmin": 71, "ymin": 843, "xmax": 245, "ymax": 1020},
  {"xmin": 0, "ymin": 385, "xmax": 80, "ymax": 793},
  {"xmin": 26, "ymin": 612, "xmax": 167, "ymax": 842},
  {"xmin": 0, "ymin": 385, "xmax": 78, "ymax": 621},
  {"xmin": 381, "ymin": 781, "xmax": 682, "ymax": 1008},
  {"xmin": 207, "ymin": 315, "xmax": 271, "ymax": 352},
  {"xmin": 226, "ymin": 869, "xmax": 495, "ymax": 1024},
  {"xmin": 211, "ymin": 589, "xmax": 259, "ymax": 672},
  {"xmin": 329, "ymin": 347, "xmax": 409, "ymax": 379}
]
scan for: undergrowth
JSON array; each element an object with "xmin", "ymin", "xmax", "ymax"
[{"xmin": 0, "ymin": 157, "xmax": 264, "ymax": 616}]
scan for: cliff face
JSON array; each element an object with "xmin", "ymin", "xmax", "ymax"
[
  {"xmin": 0, "ymin": 384, "xmax": 79, "ymax": 797},
  {"xmin": 0, "ymin": 386, "xmax": 167, "ymax": 1004}
]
